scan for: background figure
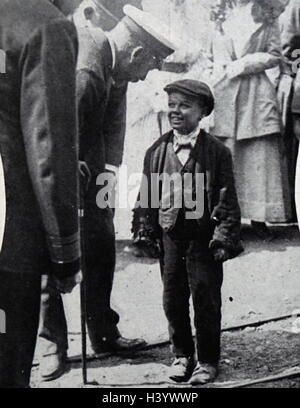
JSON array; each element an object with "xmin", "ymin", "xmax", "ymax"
[
  {"xmin": 279, "ymin": 0, "xmax": 300, "ymax": 229},
  {"xmin": 206, "ymin": 0, "xmax": 292, "ymax": 238},
  {"xmin": 0, "ymin": 0, "xmax": 81, "ymax": 388}
]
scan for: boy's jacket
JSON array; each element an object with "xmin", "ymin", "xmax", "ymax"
[{"xmin": 133, "ymin": 130, "xmax": 244, "ymax": 260}]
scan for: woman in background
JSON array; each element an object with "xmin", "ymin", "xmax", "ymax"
[{"xmin": 207, "ymin": 0, "xmax": 292, "ymax": 238}]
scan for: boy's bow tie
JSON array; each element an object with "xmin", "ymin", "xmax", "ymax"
[{"xmin": 174, "ymin": 141, "xmax": 193, "ymax": 154}]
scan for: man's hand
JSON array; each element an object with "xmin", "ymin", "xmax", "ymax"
[
  {"xmin": 79, "ymin": 161, "xmax": 91, "ymax": 191},
  {"xmin": 277, "ymin": 74, "xmax": 293, "ymax": 126},
  {"xmin": 213, "ymin": 248, "xmax": 229, "ymax": 263},
  {"xmin": 54, "ymin": 271, "xmax": 82, "ymax": 294}
]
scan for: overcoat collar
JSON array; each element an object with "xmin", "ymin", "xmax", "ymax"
[{"xmin": 75, "ymin": 23, "xmax": 113, "ymax": 83}]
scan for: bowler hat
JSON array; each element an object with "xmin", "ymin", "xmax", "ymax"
[{"xmin": 164, "ymin": 79, "xmax": 214, "ymax": 116}]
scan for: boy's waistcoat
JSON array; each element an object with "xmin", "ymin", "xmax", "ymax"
[{"xmin": 159, "ymin": 138, "xmax": 210, "ymax": 233}]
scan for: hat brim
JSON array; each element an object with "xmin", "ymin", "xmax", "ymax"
[{"xmin": 123, "ymin": 5, "xmax": 180, "ymax": 58}]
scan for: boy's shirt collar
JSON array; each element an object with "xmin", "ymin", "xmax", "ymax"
[{"xmin": 173, "ymin": 122, "xmax": 202, "ymax": 151}]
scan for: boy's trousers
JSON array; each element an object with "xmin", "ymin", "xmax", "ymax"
[{"xmin": 162, "ymin": 230, "xmax": 223, "ymax": 364}]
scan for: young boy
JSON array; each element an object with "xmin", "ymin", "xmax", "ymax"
[{"xmin": 132, "ymin": 79, "xmax": 243, "ymax": 385}]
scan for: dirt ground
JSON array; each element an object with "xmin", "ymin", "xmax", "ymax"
[
  {"xmin": 31, "ymin": 322, "xmax": 300, "ymax": 388},
  {"xmin": 30, "ymin": 225, "xmax": 300, "ymax": 388}
]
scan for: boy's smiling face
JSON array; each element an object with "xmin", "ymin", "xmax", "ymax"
[{"xmin": 167, "ymin": 92, "xmax": 207, "ymax": 135}]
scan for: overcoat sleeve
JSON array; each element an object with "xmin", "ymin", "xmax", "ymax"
[
  {"xmin": 20, "ymin": 19, "xmax": 80, "ymax": 277},
  {"xmin": 209, "ymin": 146, "xmax": 243, "ymax": 260},
  {"xmin": 76, "ymin": 68, "xmax": 106, "ymax": 158},
  {"xmin": 103, "ymin": 82, "xmax": 128, "ymax": 168}
]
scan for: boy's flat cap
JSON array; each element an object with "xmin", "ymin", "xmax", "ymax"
[{"xmin": 164, "ymin": 79, "xmax": 214, "ymax": 116}]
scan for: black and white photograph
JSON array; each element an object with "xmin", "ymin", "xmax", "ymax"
[{"xmin": 0, "ymin": 0, "xmax": 300, "ymax": 394}]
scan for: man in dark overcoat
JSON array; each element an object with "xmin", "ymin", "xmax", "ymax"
[
  {"xmin": 39, "ymin": 1, "xmax": 180, "ymax": 381},
  {"xmin": 0, "ymin": 0, "xmax": 81, "ymax": 388}
]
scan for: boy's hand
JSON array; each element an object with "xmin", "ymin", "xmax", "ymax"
[{"xmin": 213, "ymin": 248, "xmax": 229, "ymax": 262}]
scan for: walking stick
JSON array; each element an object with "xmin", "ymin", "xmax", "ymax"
[
  {"xmin": 79, "ymin": 200, "xmax": 88, "ymax": 385},
  {"xmin": 79, "ymin": 162, "xmax": 91, "ymax": 385}
]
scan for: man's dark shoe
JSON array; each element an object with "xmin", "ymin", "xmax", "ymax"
[
  {"xmin": 40, "ymin": 351, "xmax": 67, "ymax": 382},
  {"xmin": 94, "ymin": 336, "xmax": 147, "ymax": 354},
  {"xmin": 169, "ymin": 356, "xmax": 195, "ymax": 383}
]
